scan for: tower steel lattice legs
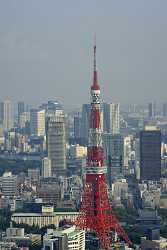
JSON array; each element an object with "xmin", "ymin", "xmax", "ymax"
[{"xmin": 75, "ymin": 179, "xmax": 132, "ymax": 249}]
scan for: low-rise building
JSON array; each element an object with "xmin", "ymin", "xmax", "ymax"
[
  {"xmin": 11, "ymin": 211, "xmax": 79, "ymax": 228},
  {"xmin": 43, "ymin": 226, "xmax": 85, "ymax": 250},
  {"xmin": 141, "ymin": 236, "xmax": 167, "ymax": 250}
]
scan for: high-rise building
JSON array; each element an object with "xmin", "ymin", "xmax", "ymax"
[
  {"xmin": 140, "ymin": 126, "xmax": 161, "ymax": 181},
  {"xmin": 162, "ymin": 102, "xmax": 167, "ymax": 117},
  {"xmin": 103, "ymin": 103, "xmax": 120, "ymax": 134},
  {"xmin": 3, "ymin": 100, "xmax": 12, "ymax": 131},
  {"xmin": 103, "ymin": 103, "xmax": 110, "ymax": 133},
  {"xmin": 110, "ymin": 103, "xmax": 120, "ymax": 134},
  {"xmin": 134, "ymin": 138, "xmax": 140, "ymax": 180},
  {"xmin": 42, "ymin": 157, "xmax": 51, "ymax": 178},
  {"xmin": 30, "ymin": 109, "xmax": 45, "ymax": 136},
  {"xmin": 74, "ymin": 113, "xmax": 82, "ymax": 142},
  {"xmin": 148, "ymin": 102, "xmax": 156, "ymax": 118},
  {"xmin": 81, "ymin": 104, "xmax": 91, "ymax": 145},
  {"xmin": 46, "ymin": 101, "xmax": 66, "ymax": 177},
  {"xmin": 19, "ymin": 112, "xmax": 30, "ymax": 128},
  {"xmin": 18, "ymin": 102, "xmax": 25, "ymax": 123},
  {"xmin": 103, "ymin": 133, "xmax": 123, "ymax": 185},
  {"xmin": 0, "ymin": 102, "xmax": 4, "ymax": 125}
]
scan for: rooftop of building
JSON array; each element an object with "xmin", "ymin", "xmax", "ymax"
[
  {"xmin": 142, "ymin": 236, "xmax": 167, "ymax": 243},
  {"xmin": 12, "ymin": 211, "xmax": 79, "ymax": 217},
  {"xmin": 46, "ymin": 225, "xmax": 84, "ymax": 239}
]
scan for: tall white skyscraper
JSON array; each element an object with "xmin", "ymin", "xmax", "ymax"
[
  {"xmin": 3, "ymin": 100, "xmax": 12, "ymax": 131},
  {"xmin": 103, "ymin": 103, "xmax": 120, "ymax": 134},
  {"xmin": 110, "ymin": 103, "xmax": 120, "ymax": 135},
  {"xmin": 46, "ymin": 101, "xmax": 66, "ymax": 177},
  {"xmin": 42, "ymin": 157, "xmax": 51, "ymax": 178},
  {"xmin": 30, "ymin": 109, "xmax": 45, "ymax": 136}
]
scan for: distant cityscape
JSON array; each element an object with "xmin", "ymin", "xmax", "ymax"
[{"xmin": 0, "ymin": 92, "xmax": 167, "ymax": 250}]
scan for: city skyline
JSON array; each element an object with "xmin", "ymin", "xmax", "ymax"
[{"xmin": 0, "ymin": 1, "xmax": 167, "ymax": 109}]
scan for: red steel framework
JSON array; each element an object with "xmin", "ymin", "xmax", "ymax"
[{"xmin": 75, "ymin": 44, "xmax": 132, "ymax": 249}]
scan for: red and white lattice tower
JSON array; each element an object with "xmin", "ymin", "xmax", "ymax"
[{"xmin": 75, "ymin": 43, "xmax": 132, "ymax": 249}]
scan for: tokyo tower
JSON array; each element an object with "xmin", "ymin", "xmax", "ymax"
[{"xmin": 75, "ymin": 43, "xmax": 132, "ymax": 249}]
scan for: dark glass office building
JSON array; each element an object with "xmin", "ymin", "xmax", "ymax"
[{"xmin": 140, "ymin": 129, "xmax": 161, "ymax": 181}]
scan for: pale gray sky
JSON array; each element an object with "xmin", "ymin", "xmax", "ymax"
[{"xmin": 0, "ymin": 0, "xmax": 167, "ymax": 109}]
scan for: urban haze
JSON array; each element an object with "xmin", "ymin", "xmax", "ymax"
[{"xmin": 0, "ymin": 0, "xmax": 167, "ymax": 108}]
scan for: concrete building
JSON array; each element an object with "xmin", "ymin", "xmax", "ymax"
[
  {"xmin": 141, "ymin": 188, "xmax": 161, "ymax": 209},
  {"xmin": 103, "ymin": 103, "xmax": 120, "ymax": 134},
  {"xmin": 103, "ymin": 133, "xmax": 124, "ymax": 184},
  {"xmin": 162, "ymin": 102, "xmax": 167, "ymax": 117},
  {"xmin": 43, "ymin": 232, "xmax": 68, "ymax": 250},
  {"xmin": 42, "ymin": 157, "xmax": 51, "ymax": 178},
  {"xmin": 19, "ymin": 111, "xmax": 30, "ymax": 128},
  {"xmin": 0, "ymin": 172, "xmax": 17, "ymax": 197},
  {"xmin": 30, "ymin": 109, "xmax": 45, "ymax": 136},
  {"xmin": 3, "ymin": 100, "xmax": 12, "ymax": 131},
  {"xmin": 37, "ymin": 183, "xmax": 63, "ymax": 206},
  {"xmin": 11, "ymin": 211, "xmax": 79, "ymax": 228},
  {"xmin": 0, "ymin": 102, "xmax": 4, "ymax": 125},
  {"xmin": 6, "ymin": 226, "xmax": 25, "ymax": 238},
  {"xmin": 123, "ymin": 136, "xmax": 132, "ymax": 170},
  {"xmin": 112, "ymin": 179, "xmax": 128, "ymax": 203},
  {"xmin": 74, "ymin": 114, "xmax": 82, "ymax": 143},
  {"xmin": 18, "ymin": 102, "xmax": 25, "ymax": 124},
  {"xmin": 28, "ymin": 168, "xmax": 40, "ymax": 182},
  {"xmin": 3, "ymin": 225, "xmax": 41, "ymax": 249},
  {"xmin": 110, "ymin": 103, "xmax": 120, "ymax": 135},
  {"xmin": 137, "ymin": 209, "xmax": 161, "ymax": 228},
  {"xmin": 141, "ymin": 236, "xmax": 167, "ymax": 250},
  {"xmin": 43, "ymin": 226, "xmax": 85, "ymax": 250},
  {"xmin": 0, "ymin": 242, "xmax": 18, "ymax": 250},
  {"xmin": 47, "ymin": 113, "xmax": 66, "ymax": 177},
  {"xmin": 134, "ymin": 138, "xmax": 140, "ymax": 180},
  {"xmin": 140, "ymin": 126, "xmax": 161, "ymax": 181},
  {"xmin": 81, "ymin": 104, "xmax": 91, "ymax": 145},
  {"xmin": 148, "ymin": 101, "xmax": 156, "ymax": 118},
  {"xmin": 69, "ymin": 144, "xmax": 87, "ymax": 159}
]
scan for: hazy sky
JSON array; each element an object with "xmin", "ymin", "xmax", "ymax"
[{"xmin": 0, "ymin": 0, "xmax": 167, "ymax": 109}]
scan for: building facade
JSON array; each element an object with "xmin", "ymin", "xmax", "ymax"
[
  {"xmin": 103, "ymin": 133, "xmax": 123, "ymax": 184},
  {"xmin": 0, "ymin": 172, "xmax": 18, "ymax": 197},
  {"xmin": 43, "ymin": 226, "xmax": 85, "ymax": 250},
  {"xmin": 46, "ymin": 101, "xmax": 66, "ymax": 177},
  {"xmin": 74, "ymin": 114, "xmax": 82, "ymax": 143},
  {"xmin": 81, "ymin": 104, "xmax": 91, "ymax": 145},
  {"xmin": 11, "ymin": 211, "xmax": 79, "ymax": 228},
  {"xmin": 140, "ymin": 127, "xmax": 161, "ymax": 181},
  {"xmin": 103, "ymin": 103, "xmax": 120, "ymax": 134},
  {"xmin": 3, "ymin": 100, "xmax": 12, "ymax": 131},
  {"xmin": 162, "ymin": 102, "xmax": 167, "ymax": 117},
  {"xmin": 148, "ymin": 102, "xmax": 156, "ymax": 118},
  {"xmin": 18, "ymin": 102, "xmax": 25, "ymax": 123},
  {"xmin": 30, "ymin": 109, "xmax": 45, "ymax": 136},
  {"xmin": 42, "ymin": 157, "xmax": 51, "ymax": 178}
]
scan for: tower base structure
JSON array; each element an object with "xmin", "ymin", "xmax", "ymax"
[{"xmin": 75, "ymin": 174, "xmax": 132, "ymax": 250}]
